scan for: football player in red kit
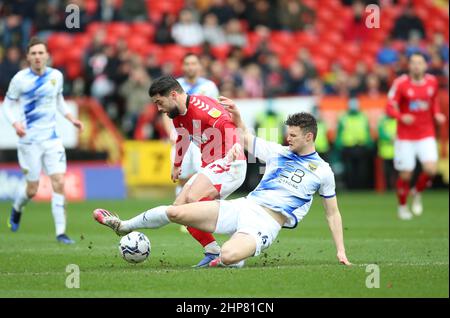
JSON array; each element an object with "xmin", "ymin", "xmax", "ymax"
[
  {"xmin": 386, "ymin": 52, "xmax": 446, "ymax": 220},
  {"xmin": 149, "ymin": 76, "xmax": 247, "ymax": 266}
]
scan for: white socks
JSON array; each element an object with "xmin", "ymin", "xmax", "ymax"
[
  {"xmin": 13, "ymin": 186, "xmax": 30, "ymax": 212},
  {"xmin": 121, "ymin": 206, "xmax": 170, "ymax": 232},
  {"xmin": 204, "ymin": 241, "xmax": 221, "ymax": 255},
  {"xmin": 51, "ymin": 192, "xmax": 66, "ymax": 236}
]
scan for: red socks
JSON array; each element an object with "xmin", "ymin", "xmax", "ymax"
[
  {"xmin": 396, "ymin": 177, "xmax": 410, "ymax": 206},
  {"xmin": 186, "ymin": 197, "xmax": 216, "ymax": 247},
  {"xmin": 415, "ymin": 172, "xmax": 432, "ymax": 193}
]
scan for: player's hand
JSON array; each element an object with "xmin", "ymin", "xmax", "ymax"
[
  {"xmin": 434, "ymin": 113, "xmax": 446, "ymax": 125},
  {"xmin": 171, "ymin": 165, "xmax": 182, "ymax": 182},
  {"xmin": 72, "ymin": 119, "xmax": 84, "ymax": 131},
  {"xmin": 400, "ymin": 114, "xmax": 415, "ymax": 125},
  {"xmin": 219, "ymin": 96, "xmax": 243, "ymax": 126},
  {"xmin": 12, "ymin": 122, "xmax": 26, "ymax": 137},
  {"xmin": 224, "ymin": 143, "xmax": 242, "ymax": 164},
  {"xmin": 337, "ymin": 251, "xmax": 351, "ymax": 266}
]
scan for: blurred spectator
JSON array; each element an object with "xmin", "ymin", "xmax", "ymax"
[
  {"xmin": 202, "ymin": 13, "xmax": 227, "ymax": 46},
  {"xmin": 262, "ymin": 54, "xmax": 288, "ymax": 97},
  {"xmin": 428, "ymin": 52, "xmax": 445, "ymax": 77},
  {"xmin": 120, "ymin": 0, "xmax": 147, "ymax": 22},
  {"xmin": 0, "ymin": 47, "xmax": 21, "ymax": 96},
  {"xmin": 431, "ymin": 33, "xmax": 449, "ymax": 63},
  {"xmin": 145, "ymin": 54, "xmax": 162, "ymax": 79},
  {"xmin": 119, "ymin": 67, "xmax": 152, "ymax": 138},
  {"xmin": 277, "ymin": 0, "xmax": 315, "ymax": 31},
  {"xmin": 227, "ymin": 0, "xmax": 248, "ymax": 20},
  {"xmin": 241, "ymin": 63, "xmax": 264, "ymax": 97},
  {"xmin": 224, "ymin": 18, "xmax": 247, "ymax": 48},
  {"xmin": 154, "ymin": 13, "xmax": 176, "ymax": 44},
  {"xmin": 391, "ymin": 5, "xmax": 426, "ymax": 40},
  {"xmin": 171, "ymin": 9, "xmax": 204, "ymax": 47},
  {"xmin": 405, "ymin": 31, "xmax": 428, "ymax": 58},
  {"xmin": 204, "ymin": 0, "xmax": 236, "ymax": 25},
  {"xmin": 343, "ymin": 0, "xmax": 368, "ymax": 42},
  {"xmin": 1, "ymin": 0, "xmax": 35, "ymax": 50},
  {"xmin": 377, "ymin": 38, "xmax": 400, "ymax": 65},
  {"xmin": 377, "ymin": 114, "xmax": 397, "ymax": 190},
  {"xmin": 93, "ymin": 0, "xmax": 122, "ymax": 22},
  {"xmin": 34, "ymin": 0, "xmax": 64, "ymax": 41},
  {"xmin": 246, "ymin": 0, "xmax": 279, "ymax": 30},
  {"xmin": 335, "ymin": 98, "xmax": 374, "ymax": 189},
  {"xmin": 296, "ymin": 48, "xmax": 317, "ymax": 78},
  {"xmin": 365, "ymin": 73, "xmax": 383, "ymax": 97},
  {"xmin": 286, "ymin": 61, "xmax": 310, "ymax": 95}
]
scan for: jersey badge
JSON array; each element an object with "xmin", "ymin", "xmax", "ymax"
[
  {"xmin": 308, "ymin": 163, "xmax": 317, "ymax": 171},
  {"xmin": 50, "ymin": 79, "xmax": 56, "ymax": 86},
  {"xmin": 208, "ymin": 108, "xmax": 222, "ymax": 118}
]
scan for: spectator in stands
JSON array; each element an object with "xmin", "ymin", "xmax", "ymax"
[
  {"xmin": 365, "ymin": 73, "xmax": 383, "ymax": 97},
  {"xmin": 34, "ymin": 0, "xmax": 64, "ymax": 41},
  {"xmin": 246, "ymin": 0, "xmax": 279, "ymax": 30},
  {"xmin": 224, "ymin": 18, "xmax": 247, "ymax": 48},
  {"xmin": 262, "ymin": 54, "xmax": 288, "ymax": 97},
  {"xmin": 202, "ymin": 13, "xmax": 227, "ymax": 46},
  {"xmin": 405, "ymin": 31, "xmax": 428, "ymax": 58},
  {"xmin": 171, "ymin": 9, "xmax": 204, "ymax": 47},
  {"xmin": 391, "ymin": 4, "xmax": 426, "ymax": 40},
  {"xmin": 377, "ymin": 114, "xmax": 397, "ymax": 190},
  {"xmin": 119, "ymin": 67, "xmax": 151, "ymax": 138},
  {"xmin": 431, "ymin": 33, "xmax": 449, "ymax": 63},
  {"xmin": 377, "ymin": 38, "xmax": 400, "ymax": 65},
  {"xmin": 145, "ymin": 54, "xmax": 162, "ymax": 79},
  {"xmin": 120, "ymin": 0, "xmax": 147, "ymax": 22},
  {"xmin": 242, "ymin": 63, "xmax": 264, "ymax": 98},
  {"xmin": 93, "ymin": 0, "xmax": 122, "ymax": 22},
  {"xmin": 204, "ymin": 0, "xmax": 236, "ymax": 25},
  {"xmin": 286, "ymin": 61, "xmax": 310, "ymax": 95},
  {"xmin": 1, "ymin": 0, "xmax": 35, "ymax": 50},
  {"xmin": 335, "ymin": 98, "xmax": 375, "ymax": 189},
  {"xmin": 277, "ymin": 0, "xmax": 315, "ymax": 31},
  {"xmin": 154, "ymin": 13, "xmax": 176, "ymax": 44},
  {"xmin": 0, "ymin": 46, "xmax": 21, "ymax": 96},
  {"xmin": 343, "ymin": 0, "xmax": 368, "ymax": 43},
  {"xmin": 312, "ymin": 105, "xmax": 331, "ymax": 163},
  {"xmin": 296, "ymin": 48, "xmax": 317, "ymax": 78}
]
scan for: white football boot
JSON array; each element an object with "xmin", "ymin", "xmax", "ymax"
[
  {"xmin": 411, "ymin": 190, "xmax": 423, "ymax": 216},
  {"xmin": 398, "ymin": 205, "xmax": 413, "ymax": 220}
]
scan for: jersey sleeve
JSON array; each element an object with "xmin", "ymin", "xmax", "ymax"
[
  {"xmin": 5, "ymin": 74, "xmax": 21, "ymax": 100},
  {"xmin": 55, "ymin": 71, "xmax": 70, "ymax": 115},
  {"xmin": 252, "ymin": 137, "xmax": 285, "ymax": 163},
  {"xmin": 319, "ymin": 166, "xmax": 336, "ymax": 198},
  {"xmin": 386, "ymin": 78, "xmax": 403, "ymax": 120},
  {"xmin": 204, "ymin": 81, "xmax": 219, "ymax": 99}
]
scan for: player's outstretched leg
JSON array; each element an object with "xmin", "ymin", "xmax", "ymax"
[
  {"xmin": 8, "ymin": 183, "xmax": 34, "ymax": 232},
  {"xmin": 396, "ymin": 176, "xmax": 413, "ymax": 220},
  {"xmin": 93, "ymin": 209, "xmax": 130, "ymax": 236},
  {"xmin": 411, "ymin": 172, "xmax": 432, "ymax": 216}
]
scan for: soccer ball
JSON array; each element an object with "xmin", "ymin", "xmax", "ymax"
[{"xmin": 119, "ymin": 231, "xmax": 151, "ymax": 264}]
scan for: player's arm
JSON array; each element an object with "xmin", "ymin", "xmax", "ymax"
[
  {"xmin": 322, "ymin": 196, "xmax": 351, "ymax": 265},
  {"xmin": 161, "ymin": 113, "xmax": 178, "ymax": 143},
  {"xmin": 2, "ymin": 75, "xmax": 25, "ymax": 137},
  {"xmin": 218, "ymin": 96, "xmax": 255, "ymax": 153},
  {"xmin": 56, "ymin": 74, "xmax": 83, "ymax": 130},
  {"xmin": 430, "ymin": 80, "xmax": 446, "ymax": 125},
  {"xmin": 386, "ymin": 78, "xmax": 414, "ymax": 125}
]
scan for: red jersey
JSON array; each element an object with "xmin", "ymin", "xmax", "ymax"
[
  {"xmin": 172, "ymin": 94, "xmax": 246, "ymax": 167},
  {"xmin": 386, "ymin": 74, "xmax": 440, "ymax": 140}
]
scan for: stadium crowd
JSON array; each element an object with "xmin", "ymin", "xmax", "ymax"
[{"xmin": 0, "ymin": 0, "xmax": 449, "ymax": 190}]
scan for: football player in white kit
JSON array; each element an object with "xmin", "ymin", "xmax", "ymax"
[
  {"xmin": 94, "ymin": 97, "xmax": 351, "ymax": 267},
  {"xmin": 2, "ymin": 37, "xmax": 83, "ymax": 244}
]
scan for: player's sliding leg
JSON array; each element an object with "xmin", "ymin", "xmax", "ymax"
[
  {"xmin": 94, "ymin": 201, "xmax": 220, "ymax": 236},
  {"xmin": 50, "ymin": 173, "xmax": 74, "ymax": 244},
  {"xmin": 411, "ymin": 161, "xmax": 437, "ymax": 216},
  {"xmin": 181, "ymin": 173, "xmax": 222, "ymax": 267},
  {"xmin": 208, "ymin": 232, "xmax": 255, "ymax": 268},
  {"xmin": 396, "ymin": 171, "xmax": 413, "ymax": 220},
  {"xmin": 8, "ymin": 181, "xmax": 38, "ymax": 231}
]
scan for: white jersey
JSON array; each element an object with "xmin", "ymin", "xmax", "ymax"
[
  {"xmin": 177, "ymin": 77, "xmax": 219, "ymax": 99},
  {"xmin": 247, "ymin": 137, "xmax": 336, "ymax": 228},
  {"xmin": 3, "ymin": 67, "xmax": 70, "ymax": 144}
]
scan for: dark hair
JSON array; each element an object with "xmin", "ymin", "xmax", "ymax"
[
  {"xmin": 183, "ymin": 52, "xmax": 200, "ymax": 62},
  {"xmin": 148, "ymin": 75, "xmax": 184, "ymax": 97},
  {"xmin": 27, "ymin": 37, "xmax": 47, "ymax": 53},
  {"xmin": 408, "ymin": 51, "xmax": 428, "ymax": 62},
  {"xmin": 285, "ymin": 112, "xmax": 318, "ymax": 141}
]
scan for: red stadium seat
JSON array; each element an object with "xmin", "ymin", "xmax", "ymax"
[
  {"xmin": 47, "ymin": 33, "xmax": 73, "ymax": 52},
  {"xmin": 131, "ymin": 22, "xmax": 155, "ymax": 41},
  {"xmin": 50, "ymin": 50, "xmax": 66, "ymax": 68},
  {"xmin": 211, "ymin": 45, "xmax": 231, "ymax": 61},
  {"xmin": 107, "ymin": 22, "xmax": 130, "ymax": 38},
  {"xmin": 66, "ymin": 61, "xmax": 82, "ymax": 80}
]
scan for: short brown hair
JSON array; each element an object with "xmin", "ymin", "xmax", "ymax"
[
  {"xmin": 285, "ymin": 112, "xmax": 318, "ymax": 140},
  {"xmin": 27, "ymin": 37, "xmax": 47, "ymax": 53}
]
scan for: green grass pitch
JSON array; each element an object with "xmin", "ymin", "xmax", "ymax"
[{"xmin": 0, "ymin": 191, "xmax": 448, "ymax": 298}]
